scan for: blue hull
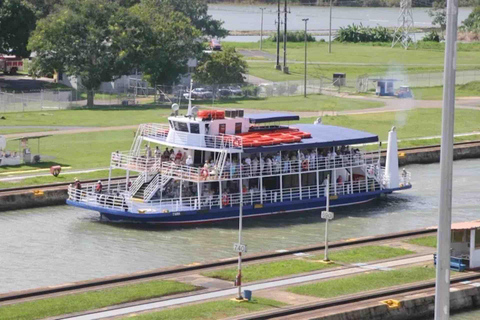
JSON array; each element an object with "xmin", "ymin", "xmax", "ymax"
[{"xmin": 67, "ymin": 186, "xmax": 411, "ymax": 225}]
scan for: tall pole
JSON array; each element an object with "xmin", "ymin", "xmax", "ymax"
[
  {"xmin": 434, "ymin": 0, "xmax": 458, "ymax": 317},
  {"xmin": 324, "ymin": 174, "xmax": 330, "ymax": 261},
  {"xmin": 276, "ymin": 0, "xmax": 281, "ymax": 70},
  {"xmin": 260, "ymin": 8, "xmax": 266, "ymax": 51},
  {"xmin": 302, "ymin": 18, "xmax": 309, "ymax": 98},
  {"xmin": 237, "ymin": 180, "xmax": 244, "ymax": 300},
  {"xmin": 283, "ymin": 0, "xmax": 288, "ymax": 73},
  {"xmin": 328, "ymin": 0, "xmax": 333, "ymax": 53}
]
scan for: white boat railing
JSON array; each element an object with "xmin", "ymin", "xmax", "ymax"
[
  {"xmin": 111, "ymin": 150, "xmax": 162, "ymax": 173},
  {"xmin": 68, "ymin": 178, "xmax": 382, "ymax": 214},
  {"xmin": 159, "ymin": 151, "xmax": 381, "ymax": 182},
  {"xmin": 138, "ymin": 123, "xmax": 243, "ymax": 151},
  {"xmin": 380, "ymin": 169, "xmax": 412, "ymax": 187},
  {"xmin": 143, "ymin": 173, "xmax": 160, "ymax": 201}
]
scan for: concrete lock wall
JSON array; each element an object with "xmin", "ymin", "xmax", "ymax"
[
  {"xmin": 0, "ymin": 188, "xmax": 68, "ymax": 212},
  {"xmin": 314, "ymin": 286, "xmax": 480, "ymax": 320}
]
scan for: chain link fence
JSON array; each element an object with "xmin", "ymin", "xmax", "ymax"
[{"xmin": 1, "ymin": 69, "xmax": 479, "ymax": 113}]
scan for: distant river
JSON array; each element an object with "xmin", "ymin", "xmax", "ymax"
[
  {"xmin": 1, "ymin": 159, "xmax": 480, "ymax": 294},
  {"xmin": 208, "ymin": 4, "xmax": 473, "ymax": 42}
]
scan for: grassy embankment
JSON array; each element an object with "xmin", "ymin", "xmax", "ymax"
[
  {"xmin": 406, "ymin": 236, "xmax": 437, "ymax": 248},
  {"xmin": 0, "ymin": 280, "xmax": 197, "ymax": 320},
  {"xmin": 225, "ymin": 41, "xmax": 480, "ymax": 81},
  {"xmin": 287, "ymin": 266, "xmax": 436, "ymax": 298},
  {"xmin": 412, "ymin": 81, "xmax": 480, "ymax": 100},
  {"xmin": 202, "ymin": 245, "xmax": 413, "ymax": 283},
  {"xmin": 131, "ymin": 297, "xmax": 286, "ymax": 320}
]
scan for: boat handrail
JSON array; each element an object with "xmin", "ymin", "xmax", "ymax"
[
  {"xmin": 159, "ymin": 151, "xmax": 381, "ymax": 182},
  {"xmin": 140, "ymin": 123, "xmax": 243, "ymax": 151},
  {"xmin": 68, "ymin": 178, "xmax": 381, "ymax": 214}
]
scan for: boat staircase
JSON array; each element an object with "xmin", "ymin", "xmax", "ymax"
[
  {"xmin": 129, "ymin": 159, "xmax": 172, "ymax": 201},
  {"xmin": 214, "ymin": 149, "xmax": 228, "ymax": 178}
]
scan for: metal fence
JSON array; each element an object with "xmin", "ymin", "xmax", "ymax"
[{"xmin": 1, "ymin": 69, "xmax": 479, "ymax": 113}]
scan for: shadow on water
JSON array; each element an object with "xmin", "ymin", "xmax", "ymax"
[{"xmin": 95, "ymin": 194, "xmax": 414, "ymax": 233}]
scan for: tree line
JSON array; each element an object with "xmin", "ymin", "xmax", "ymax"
[{"xmin": 0, "ymin": 0, "xmax": 233, "ymax": 106}]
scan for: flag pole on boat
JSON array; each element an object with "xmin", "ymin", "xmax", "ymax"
[{"xmin": 322, "ymin": 174, "xmax": 334, "ymax": 262}]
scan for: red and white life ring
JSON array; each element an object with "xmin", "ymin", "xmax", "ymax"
[{"xmin": 233, "ymin": 139, "xmax": 242, "ymax": 148}]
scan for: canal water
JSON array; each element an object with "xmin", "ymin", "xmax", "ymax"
[{"xmin": 1, "ymin": 158, "xmax": 480, "ymax": 294}]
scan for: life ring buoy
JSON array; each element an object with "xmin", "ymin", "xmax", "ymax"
[
  {"xmin": 302, "ymin": 159, "xmax": 309, "ymax": 170},
  {"xmin": 200, "ymin": 168, "xmax": 209, "ymax": 179},
  {"xmin": 233, "ymin": 139, "xmax": 242, "ymax": 148},
  {"xmin": 222, "ymin": 194, "xmax": 230, "ymax": 206}
]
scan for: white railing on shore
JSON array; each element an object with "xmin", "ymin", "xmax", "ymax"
[
  {"xmin": 68, "ymin": 178, "xmax": 381, "ymax": 214},
  {"xmin": 138, "ymin": 123, "xmax": 243, "ymax": 151}
]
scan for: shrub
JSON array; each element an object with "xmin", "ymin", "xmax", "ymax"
[
  {"xmin": 422, "ymin": 31, "xmax": 441, "ymax": 42},
  {"xmin": 242, "ymin": 85, "xmax": 260, "ymax": 97},
  {"xmin": 268, "ymin": 31, "xmax": 316, "ymax": 42},
  {"xmin": 336, "ymin": 23, "xmax": 393, "ymax": 43}
]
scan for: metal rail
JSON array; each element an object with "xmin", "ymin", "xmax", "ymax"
[{"xmin": 0, "ymin": 228, "xmax": 435, "ymax": 304}]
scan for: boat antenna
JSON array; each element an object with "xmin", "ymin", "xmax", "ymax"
[{"xmin": 187, "ymin": 78, "xmax": 193, "ymax": 117}]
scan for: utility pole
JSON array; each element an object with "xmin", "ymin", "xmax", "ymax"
[
  {"xmin": 275, "ymin": 0, "xmax": 281, "ymax": 70},
  {"xmin": 321, "ymin": 174, "xmax": 334, "ymax": 262},
  {"xmin": 302, "ymin": 18, "xmax": 309, "ymax": 98},
  {"xmin": 283, "ymin": 0, "xmax": 289, "ymax": 73},
  {"xmin": 234, "ymin": 180, "xmax": 247, "ymax": 300},
  {"xmin": 260, "ymin": 8, "xmax": 266, "ymax": 51},
  {"xmin": 328, "ymin": 0, "xmax": 333, "ymax": 53},
  {"xmin": 434, "ymin": 0, "xmax": 458, "ymax": 317}
]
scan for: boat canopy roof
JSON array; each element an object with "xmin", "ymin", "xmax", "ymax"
[
  {"xmin": 243, "ymin": 124, "xmax": 378, "ymax": 153},
  {"xmin": 247, "ymin": 112, "xmax": 300, "ymax": 123}
]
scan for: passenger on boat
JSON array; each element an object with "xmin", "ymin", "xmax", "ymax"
[
  {"xmin": 186, "ymin": 155, "xmax": 193, "ymax": 166},
  {"xmin": 162, "ymin": 148, "xmax": 170, "ymax": 161},
  {"xmin": 282, "ymin": 154, "xmax": 290, "ymax": 173},
  {"xmin": 259, "ymin": 157, "xmax": 265, "ymax": 174},
  {"xmin": 175, "ymin": 150, "xmax": 183, "ymax": 162},
  {"xmin": 95, "ymin": 180, "xmax": 103, "ymax": 194},
  {"xmin": 145, "ymin": 144, "xmax": 152, "ymax": 158},
  {"xmin": 252, "ymin": 157, "xmax": 259, "ymax": 176},
  {"xmin": 155, "ymin": 146, "xmax": 161, "ymax": 158},
  {"xmin": 245, "ymin": 157, "xmax": 252, "ymax": 176},
  {"xmin": 266, "ymin": 157, "xmax": 273, "ymax": 175}
]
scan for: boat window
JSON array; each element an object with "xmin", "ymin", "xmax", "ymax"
[
  {"xmin": 190, "ymin": 123, "xmax": 200, "ymax": 134},
  {"xmin": 173, "ymin": 121, "xmax": 189, "ymax": 132},
  {"xmin": 235, "ymin": 122, "xmax": 242, "ymax": 134},
  {"xmin": 219, "ymin": 123, "xmax": 226, "ymax": 134}
]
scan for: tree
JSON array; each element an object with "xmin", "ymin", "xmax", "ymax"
[
  {"xmin": 28, "ymin": 0, "xmax": 148, "ymax": 106},
  {"xmin": 462, "ymin": 5, "xmax": 480, "ymax": 32},
  {"xmin": 428, "ymin": 0, "xmax": 447, "ymax": 33},
  {"xmin": 194, "ymin": 47, "xmax": 247, "ymax": 85},
  {"xmin": 130, "ymin": 0, "xmax": 201, "ymax": 86},
  {"xmin": 157, "ymin": 0, "xmax": 228, "ymax": 39},
  {"xmin": 0, "ymin": 0, "xmax": 36, "ymax": 56}
]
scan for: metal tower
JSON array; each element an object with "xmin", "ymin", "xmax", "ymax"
[{"xmin": 391, "ymin": 0, "xmax": 416, "ymax": 49}]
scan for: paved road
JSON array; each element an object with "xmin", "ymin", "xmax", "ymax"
[
  {"xmin": 0, "ymin": 75, "xmax": 53, "ymax": 91},
  {"xmin": 64, "ymin": 254, "xmax": 432, "ymax": 320}
]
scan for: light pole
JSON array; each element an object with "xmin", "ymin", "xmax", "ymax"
[
  {"xmin": 434, "ymin": 0, "xmax": 458, "ymax": 317},
  {"xmin": 275, "ymin": 0, "xmax": 281, "ymax": 70},
  {"xmin": 328, "ymin": 0, "xmax": 333, "ymax": 53},
  {"xmin": 234, "ymin": 180, "xmax": 247, "ymax": 300},
  {"xmin": 283, "ymin": 0, "xmax": 288, "ymax": 73},
  {"xmin": 260, "ymin": 8, "xmax": 266, "ymax": 51},
  {"xmin": 321, "ymin": 174, "xmax": 334, "ymax": 262},
  {"xmin": 302, "ymin": 18, "xmax": 309, "ymax": 98}
]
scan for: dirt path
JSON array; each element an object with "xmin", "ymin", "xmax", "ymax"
[{"xmin": 4, "ymin": 125, "xmax": 138, "ymax": 139}]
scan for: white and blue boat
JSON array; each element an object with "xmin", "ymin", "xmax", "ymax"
[{"xmin": 67, "ymin": 104, "xmax": 411, "ymax": 224}]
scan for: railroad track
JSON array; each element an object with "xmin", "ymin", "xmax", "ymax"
[
  {"xmin": 0, "ymin": 228, "xmax": 436, "ymax": 304},
  {"xmin": 242, "ymin": 273, "xmax": 480, "ymax": 320}
]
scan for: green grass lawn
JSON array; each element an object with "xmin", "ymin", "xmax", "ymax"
[
  {"xmin": 2, "ymin": 130, "xmax": 135, "ymax": 172},
  {"xmin": 132, "ymin": 297, "xmax": 286, "ymax": 320},
  {"xmin": 310, "ymin": 245, "xmax": 414, "ymax": 263},
  {"xmin": 412, "ymin": 81, "xmax": 480, "ymax": 100},
  {"xmin": 202, "ymin": 259, "xmax": 338, "ymax": 283},
  {"xmin": 229, "ymin": 41, "xmax": 480, "ymax": 81},
  {"xmin": 0, "ymin": 280, "xmax": 197, "ymax": 320},
  {"xmin": 287, "ymin": 266, "xmax": 436, "ymax": 299},
  {"xmin": 406, "ymin": 236, "xmax": 437, "ymax": 248},
  {"xmin": 203, "ymin": 245, "xmax": 414, "ymax": 283},
  {"xmin": 0, "ymin": 106, "xmax": 171, "ymax": 127},
  {"xmin": 195, "ymin": 94, "xmax": 383, "ymax": 112},
  {"xmin": 299, "ymin": 108, "xmax": 480, "ymax": 141},
  {"xmin": 0, "ymin": 169, "xmax": 127, "ymax": 189}
]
